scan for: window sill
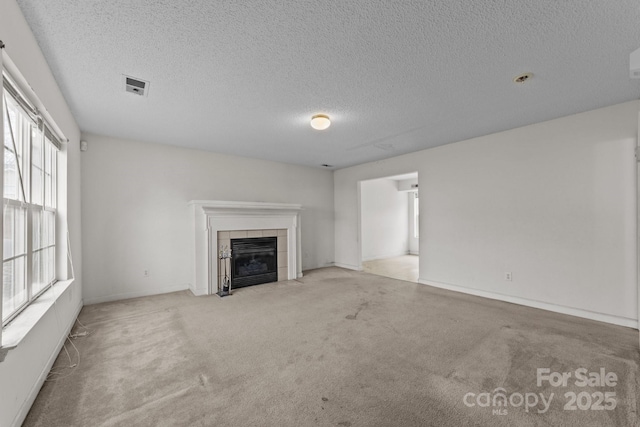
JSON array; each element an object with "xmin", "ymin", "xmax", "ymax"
[{"xmin": 0, "ymin": 278, "xmax": 75, "ymax": 362}]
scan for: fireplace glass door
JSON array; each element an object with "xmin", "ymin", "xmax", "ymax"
[{"xmin": 231, "ymin": 237, "xmax": 278, "ymax": 288}]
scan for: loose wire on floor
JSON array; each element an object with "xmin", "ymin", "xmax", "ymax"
[
  {"xmin": 45, "ymin": 317, "xmax": 91, "ymax": 382},
  {"xmin": 45, "ymin": 337, "xmax": 79, "ymax": 382},
  {"xmin": 69, "ymin": 317, "xmax": 91, "ymax": 338}
]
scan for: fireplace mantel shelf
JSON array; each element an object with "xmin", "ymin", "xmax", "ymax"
[
  {"xmin": 189, "ymin": 200, "xmax": 302, "ymax": 212},
  {"xmin": 189, "ymin": 200, "xmax": 303, "ymax": 296}
]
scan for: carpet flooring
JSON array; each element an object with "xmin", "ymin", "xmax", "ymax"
[{"xmin": 24, "ymin": 268, "xmax": 639, "ymax": 426}]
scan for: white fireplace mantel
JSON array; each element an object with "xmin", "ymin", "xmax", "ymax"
[{"xmin": 189, "ymin": 200, "xmax": 303, "ymax": 296}]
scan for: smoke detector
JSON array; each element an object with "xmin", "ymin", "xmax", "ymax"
[{"xmin": 123, "ymin": 75, "xmax": 150, "ymax": 97}]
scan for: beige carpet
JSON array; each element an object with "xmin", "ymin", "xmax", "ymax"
[{"xmin": 24, "ymin": 268, "xmax": 638, "ymax": 426}]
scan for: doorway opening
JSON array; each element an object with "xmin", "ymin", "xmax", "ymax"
[{"xmin": 358, "ymin": 172, "xmax": 419, "ymax": 282}]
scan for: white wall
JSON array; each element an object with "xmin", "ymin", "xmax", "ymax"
[
  {"xmin": 335, "ymin": 101, "xmax": 639, "ymax": 327},
  {"xmin": 80, "ymin": 133, "xmax": 334, "ymax": 304},
  {"xmin": 0, "ymin": 0, "xmax": 83, "ymax": 426},
  {"xmin": 360, "ymin": 178, "xmax": 409, "ymax": 261}
]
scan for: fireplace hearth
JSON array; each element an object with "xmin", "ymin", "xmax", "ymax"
[{"xmin": 231, "ymin": 237, "xmax": 278, "ymax": 288}]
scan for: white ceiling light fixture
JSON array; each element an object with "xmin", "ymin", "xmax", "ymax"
[{"xmin": 310, "ymin": 114, "xmax": 331, "ymax": 130}]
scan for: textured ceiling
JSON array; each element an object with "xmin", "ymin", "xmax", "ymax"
[{"xmin": 15, "ymin": 0, "xmax": 640, "ymax": 169}]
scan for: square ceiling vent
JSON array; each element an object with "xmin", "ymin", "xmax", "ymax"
[{"xmin": 123, "ymin": 75, "xmax": 150, "ymax": 96}]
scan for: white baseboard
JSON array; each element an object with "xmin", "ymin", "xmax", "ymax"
[
  {"xmin": 12, "ymin": 299, "xmax": 83, "ymax": 427},
  {"xmin": 333, "ymin": 262, "xmax": 363, "ymax": 271},
  {"xmin": 409, "ymin": 251, "xmax": 419, "ymax": 256},
  {"xmin": 189, "ymin": 285, "xmax": 207, "ymax": 297},
  {"xmin": 83, "ymin": 285, "xmax": 189, "ymax": 305},
  {"xmin": 419, "ymin": 279, "xmax": 638, "ymax": 329}
]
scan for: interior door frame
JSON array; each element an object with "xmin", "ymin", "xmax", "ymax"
[{"xmin": 636, "ymin": 109, "xmax": 640, "ymax": 344}]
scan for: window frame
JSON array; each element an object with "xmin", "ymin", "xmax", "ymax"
[
  {"xmin": 2, "ymin": 69, "xmax": 60, "ymax": 327},
  {"xmin": 413, "ymin": 192, "xmax": 419, "ymax": 239}
]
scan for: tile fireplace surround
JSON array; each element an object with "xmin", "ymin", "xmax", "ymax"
[{"xmin": 189, "ymin": 200, "xmax": 303, "ymax": 296}]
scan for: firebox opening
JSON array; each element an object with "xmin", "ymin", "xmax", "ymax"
[{"xmin": 231, "ymin": 237, "xmax": 278, "ymax": 288}]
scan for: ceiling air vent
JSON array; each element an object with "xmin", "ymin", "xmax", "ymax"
[{"xmin": 123, "ymin": 75, "xmax": 150, "ymax": 97}]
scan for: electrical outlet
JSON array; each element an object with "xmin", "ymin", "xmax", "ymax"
[
  {"xmin": 144, "ymin": 270, "xmax": 149, "ymax": 277},
  {"xmin": 505, "ymin": 272, "xmax": 512, "ymax": 281}
]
